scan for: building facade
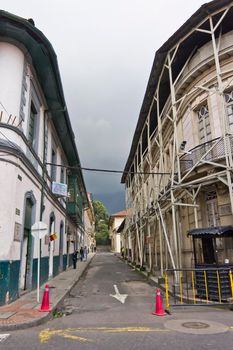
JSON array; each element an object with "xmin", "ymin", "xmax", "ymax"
[
  {"xmin": 122, "ymin": 0, "xmax": 233, "ymax": 277},
  {"xmin": 0, "ymin": 11, "xmax": 89, "ymax": 305},
  {"xmin": 83, "ymin": 193, "xmax": 96, "ymax": 251},
  {"xmin": 109, "ymin": 211, "xmax": 128, "ymax": 253}
]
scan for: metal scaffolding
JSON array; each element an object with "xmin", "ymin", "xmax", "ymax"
[{"xmin": 123, "ymin": 2, "xmax": 233, "ymax": 277}]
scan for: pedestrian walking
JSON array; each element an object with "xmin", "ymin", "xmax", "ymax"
[
  {"xmin": 83, "ymin": 246, "xmax": 88, "ymax": 261},
  {"xmin": 80, "ymin": 246, "xmax": 84, "ymax": 261},
  {"xmin": 72, "ymin": 250, "xmax": 78, "ymax": 269}
]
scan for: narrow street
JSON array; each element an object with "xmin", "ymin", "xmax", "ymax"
[{"xmin": 1, "ymin": 251, "xmax": 233, "ymax": 349}]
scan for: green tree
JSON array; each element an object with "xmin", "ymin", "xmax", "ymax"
[
  {"xmin": 93, "ymin": 200, "xmax": 110, "ymax": 245},
  {"xmin": 93, "ymin": 200, "xmax": 109, "ymax": 223}
]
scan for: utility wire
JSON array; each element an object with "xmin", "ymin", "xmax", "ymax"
[
  {"xmin": 0, "ymin": 101, "xmax": 11, "ymax": 117},
  {"xmin": 45, "ymin": 162, "xmax": 172, "ymax": 176},
  {"xmin": 0, "ymin": 102, "xmax": 23, "ymax": 152},
  {"xmin": 0, "ymin": 100, "xmax": 172, "ymax": 176},
  {"xmin": 0, "ymin": 130, "xmax": 21, "ymax": 152}
]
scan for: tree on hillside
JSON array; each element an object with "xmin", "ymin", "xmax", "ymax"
[
  {"xmin": 93, "ymin": 200, "xmax": 109, "ymax": 223},
  {"xmin": 93, "ymin": 200, "xmax": 110, "ymax": 245}
]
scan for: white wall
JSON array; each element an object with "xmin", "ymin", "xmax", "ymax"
[
  {"xmin": 0, "ymin": 161, "xmax": 18, "ymax": 259},
  {"xmin": 0, "ymin": 41, "xmax": 70, "ymax": 262},
  {"xmin": 110, "ymin": 216, "xmax": 125, "ymax": 253},
  {"xmin": 0, "ymin": 42, "xmax": 24, "ymax": 118}
]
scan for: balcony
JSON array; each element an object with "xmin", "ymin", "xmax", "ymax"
[
  {"xmin": 180, "ymin": 137, "xmax": 230, "ymax": 174},
  {"xmin": 67, "ymin": 175, "xmax": 83, "ymax": 224}
]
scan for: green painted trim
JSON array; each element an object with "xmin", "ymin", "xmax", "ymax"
[
  {"xmin": 53, "ymin": 255, "xmax": 59, "ymax": 277},
  {"xmin": 0, "ymin": 255, "xmax": 69, "ymax": 305},
  {"xmin": 63, "ymin": 255, "xmax": 67, "ymax": 271},
  {"xmin": 32, "ymin": 257, "xmax": 49, "ymax": 289},
  {"xmin": 0, "ymin": 261, "xmax": 20, "ymax": 306}
]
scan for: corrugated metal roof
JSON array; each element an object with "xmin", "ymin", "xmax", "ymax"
[{"xmin": 188, "ymin": 225, "xmax": 233, "ymax": 237}]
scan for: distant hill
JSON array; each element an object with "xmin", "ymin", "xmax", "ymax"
[{"xmin": 93, "ymin": 190, "xmax": 125, "ymax": 215}]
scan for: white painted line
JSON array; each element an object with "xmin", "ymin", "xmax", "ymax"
[
  {"xmin": 110, "ymin": 284, "xmax": 128, "ymax": 304},
  {"xmin": 0, "ymin": 334, "xmax": 10, "ymax": 343}
]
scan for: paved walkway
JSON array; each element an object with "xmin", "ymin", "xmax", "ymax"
[{"xmin": 0, "ymin": 253, "xmax": 95, "ymax": 331}]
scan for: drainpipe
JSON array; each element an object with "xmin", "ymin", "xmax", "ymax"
[{"xmin": 38, "ymin": 109, "xmax": 47, "ymax": 284}]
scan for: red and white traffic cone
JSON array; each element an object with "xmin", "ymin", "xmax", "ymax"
[
  {"xmin": 39, "ymin": 284, "xmax": 51, "ymax": 312},
  {"xmin": 152, "ymin": 288, "xmax": 166, "ymax": 316}
]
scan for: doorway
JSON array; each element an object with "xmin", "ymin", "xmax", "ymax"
[
  {"xmin": 202, "ymin": 237, "xmax": 216, "ymax": 264},
  {"xmin": 59, "ymin": 221, "xmax": 64, "ymax": 272},
  {"xmin": 48, "ymin": 213, "xmax": 55, "ymax": 278},
  {"xmin": 20, "ymin": 198, "xmax": 33, "ymax": 290}
]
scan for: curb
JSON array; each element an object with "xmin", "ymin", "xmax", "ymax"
[
  {"xmin": 115, "ymin": 254, "xmax": 160, "ymax": 286},
  {"xmin": 0, "ymin": 254, "xmax": 95, "ymax": 331},
  {"xmin": 116, "ymin": 256, "xmax": 233, "ymax": 309}
]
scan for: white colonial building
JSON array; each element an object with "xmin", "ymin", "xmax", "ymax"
[
  {"xmin": 109, "ymin": 211, "xmax": 128, "ymax": 253},
  {"xmin": 0, "ymin": 11, "xmax": 89, "ymax": 305}
]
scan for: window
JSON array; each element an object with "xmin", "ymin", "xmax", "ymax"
[
  {"xmin": 44, "ymin": 118, "xmax": 49, "ymax": 162},
  {"xmin": 60, "ymin": 167, "xmax": 65, "ymax": 183},
  {"xmin": 224, "ymin": 91, "xmax": 233, "ymax": 132},
  {"xmin": 197, "ymin": 105, "xmax": 212, "ymax": 143},
  {"xmin": 51, "ymin": 148, "xmax": 57, "ymax": 182},
  {"xmin": 60, "ymin": 159, "xmax": 65, "ymax": 183},
  {"xmin": 205, "ymin": 190, "xmax": 220, "ymax": 227},
  {"xmin": 28, "ymin": 102, "xmax": 37, "ymax": 148}
]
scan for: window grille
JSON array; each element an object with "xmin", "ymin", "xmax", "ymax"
[
  {"xmin": 197, "ymin": 105, "xmax": 212, "ymax": 143},
  {"xmin": 28, "ymin": 102, "xmax": 37, "ymax": 148},
  {"xmin": 224, "ymin": 91, "xmax": 233, "ymax": 132},
  {"xmin": 205, "ymin": 190, "xmax": 220, "ymax": 227}
]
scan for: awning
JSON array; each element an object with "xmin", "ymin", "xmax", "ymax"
[{"xmin": 188, "ymin": 226, "xmax": 233, "ymax": 238}]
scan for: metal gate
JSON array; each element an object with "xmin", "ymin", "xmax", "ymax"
[{"xmin": 164, "ymin": 267, "xmax": 233, "ymax": 310}]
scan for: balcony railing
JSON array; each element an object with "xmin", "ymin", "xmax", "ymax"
[
  {"xmin": 67, "ymin": 175, "xmax": 83, "ymax": 224},
  {"xmin": 180, "ymin": 137, "xmax": 230, "ymax": 174}
]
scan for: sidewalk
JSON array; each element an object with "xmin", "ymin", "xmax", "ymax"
[{"xmin": 0, "ymin": 253, "xmax": 95, "ymax": 331}]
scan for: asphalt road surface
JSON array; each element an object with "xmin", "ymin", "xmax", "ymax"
[{"xmin": 1, "ymin": 251, "xmax": 233, "ymax": 349}]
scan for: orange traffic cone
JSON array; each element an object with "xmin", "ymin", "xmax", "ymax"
[
  {"xmin": 152, "ymin": 288, "xmax": 166, "ymax": 316},
  {"xmin": 39, "ymin": 284, "xmax": 51, "ymax": 312}
]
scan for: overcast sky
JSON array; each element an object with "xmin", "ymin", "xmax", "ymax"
[{"xmin": 3, "ymin": 0, "xmax": 210, "ymax": 196}]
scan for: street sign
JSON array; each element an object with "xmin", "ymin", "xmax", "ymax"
[
  {"xmin": 31, "ymin": 221, "xmax": 48, "ymax": 239},
  {"xmin": 31, "ymin": 222, "xmax": 48, "ymax": 303},
  {"xmin": 52, "ymin": 182, "xmax": 67, "ymax": 197}
]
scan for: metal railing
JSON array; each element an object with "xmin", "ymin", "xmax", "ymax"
[
  {"xmin": 164, "ymin": 267, "xmax": 233, "ymax": 310},
  {"xmin": 180, "ymin": 137, "xmax": 227, "ymax": 174}
]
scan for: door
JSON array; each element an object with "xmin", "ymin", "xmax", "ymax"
[
  {"xmin": 202, "ymin": 237, "xmax": 216, "ymax": 264},
  {"xmin": 59, "ymin": 222, "xmax": 64, "ymax": 272},
  {"xmin": 20, "ymin": 198, "xmax": 33, "ymax": 290},
  {"xmin": 49, "ymin": 216, "xmax": 55, "ymax": 278}
]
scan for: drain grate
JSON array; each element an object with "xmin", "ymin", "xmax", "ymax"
[{"xmin": 182, "ymin": 322, "xmax": 209, "ymax": 329}]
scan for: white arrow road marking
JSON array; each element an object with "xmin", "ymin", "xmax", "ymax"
[
  {"xmin": 0, "ymin": 334, "xmax": 10, "ymax": 343},
  {"xmin": 110, "ymin": 284, "xmax": 128, "ymax": 304}
]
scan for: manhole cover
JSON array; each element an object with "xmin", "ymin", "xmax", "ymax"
[
  {"xmin": 182, "ymin": 322, "xmax": 209, "ymax": 329},
  {"xmin": 165, "ymin": 319, "xmax": 228, "ymax": 334}
]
